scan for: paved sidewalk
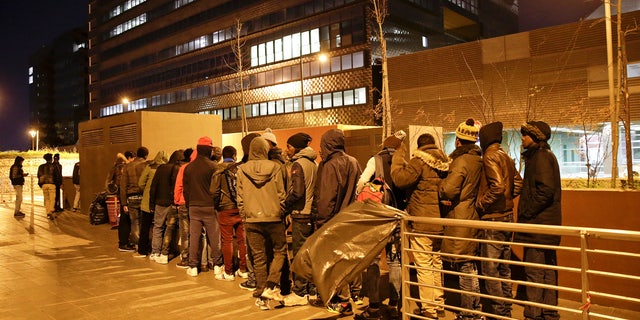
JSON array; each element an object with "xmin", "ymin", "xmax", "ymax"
[{"xmin": 0, "ymin": 203, "xmax": 341, "ymax": 320}]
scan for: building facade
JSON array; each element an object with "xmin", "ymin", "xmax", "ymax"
[
  {"xmin": 29, "ymin": 28, "xmax": 89, "ymax": 147},
  {"xmin": 88, "ymin": 0, "xmax": 517, "ymax": 133}
]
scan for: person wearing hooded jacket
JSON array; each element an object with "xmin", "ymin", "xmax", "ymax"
[
  {"xmin": 237, "ymin": 136, "xmax": 287, "ymax": 310},
  {"xmin": 149, "ymin": 149, "xmax": 184, "ymax": 264},
  {"xmin": 516, "ymin": 121, "xmax": 562, "ymax": 320},
  {"xmin": 136, "ymin": 151, "xmax": 167, "ymax": 257},
  {"xmin": 281, "ymin": 132, "xmax": 318, "ymax": 307},
  {"xmin": 10, "ymin": 156, "xmax": 28, "ymax": 217},
  {"xmin": 183, "ymin": 137, "xmax": 223, "ymax": 277},
  {"xmin": 311, "ymin": 128, "xmax": 362, "ymax": 315},
  {"xmin": 476, "ymin": 121, "xmax": 522, "ymax": 320},
  {"xmin": 439, "ymin": 119, "xmax": 484, "ymax": 320},
  {"xmin": 391, "ymin": 133, "xmax": 450, "ymax": 319}
]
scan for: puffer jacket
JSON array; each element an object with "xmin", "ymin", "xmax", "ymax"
[
  {"xmin": 237, "ymin": 137, "xmax": 285, "ymax": 223},
  {"xmin": 476, "ymin": 143, "xmax": 522, "ymax": 219},
  {"xmin": 439, "ymin": 144, "xmax": 483, "ymax": 261},
  {"xmin": 515, "ymin": 141, "xmax": 562, "ymax": 245},
  {"xmin": 139, "ymin": 151, "xmax": 167, "ymax": 212},
  {"xmin": 313, "ymin": 129, "xmax": 362, "ymax": 228},
  {"xmin": 391, "ymin": 143, "xmax": 450, "ymax": 234},
  {"xmin": 284, "ymin": 146, "xmax": 318, "ymax": 217}
]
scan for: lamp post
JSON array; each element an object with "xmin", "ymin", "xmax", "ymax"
[
  {"xmin": 29, "ymin": 129, "xmax": 39, "ymax": 151},
  {"xmin": 122, "ymin": 98, "xmax": 130, "ymax": 112}
]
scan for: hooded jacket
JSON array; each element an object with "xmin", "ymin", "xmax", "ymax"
[
  {"xmin": 139, "ymin": 151, "xmax": 167, "ymax": 212},
  {"xmin": 120, "ymin": 156, "xmax": 148, "ymax": 203},
  {"xmin": 439, "ymin": 144, "xmax": 483, "ymax": 261},
  {"xmin": 174, "ymin": 150, "xmax": 197, "ymax": 206},
  {"xmin": 10, "ymin": 156, "xmax": 26, "ymax": 186},
  {"xmin": 184, "ymin": 145, "xmax": 218, "ymax": 207},
  {"xmin": 391, "ymin": 143, "xmax": 450, "ymax": 234},
  {"xmin": 150, "ymin": 150, "xmax": 184, "ymax": 209},
  {"xmin": 284, "ymin": 146, "xmax": 318, "ymax": 217},
  {"xmin": 106, "ymin": 153, "xmax": 128, "ymax": 192},
  {"xmin": 237, "ymin": 137, "xmax": 285, "ymax": 223},
  {"xmin": 312, "ymin": 129, "xmax": 362, "ymax": 228},
  {"xmin": 476, "ymin": 123, "xmax": 522, "ymax": 219},
  {"xmin": 515, "ymin": 141, "xmax": 562, "ymax": 245},
  {"xmin": 38, "ymin": 159, "xmax": 61, "ymax": 188},
  {"xmin": 210, "ymin": 160, "xmax": 240, "ymax": 211}
]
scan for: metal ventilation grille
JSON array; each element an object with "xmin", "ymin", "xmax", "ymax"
[
  {"xmin": 110, "ymin": 123, "xmax": 137, "ymax": 144},
  {"xmin": 80, "ymin": 129, "xmax": 104, "ymax": 147}
]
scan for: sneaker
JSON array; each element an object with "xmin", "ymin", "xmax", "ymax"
[
  {"xmin": 239, "ymin": 280, "xmax": 257, "ymax": 291},
  {"xmin": 352, "ymin": 294, "xmax": 365, "ymax": 306},
  {"xmin": 14, "ymin": 212, "xmax": 26, "ymax": 218},
  {"xmin": 176, "ymin": 259, "xmax": 189, "ymax": 268},
  {"xmin": 261, "ymin": 286, "xmax": 284, "ymax": 301},
  {"xmin": 187, "ymin": 267, "xmax": 198, "ymax": 277},
  {"xmin": 118, "ymin": 244, "xmax": 135, "ymax": 252},
  {"xmin": 213, "ymin": 265, "xmax": 224, "ymax": 276},
  {"xmin": 156, "ymin": 254, "xmax": 168, "ymax": 264},
  {"xmin": 354, "ymin": 307, "xmax": 381, "ymax": 320},
  {"xmin": 235, "ymin": 269, "xmax": 249, "ymax": 279},
  {"xmin": 133, "ymin": 252, "xmax": 148, "ymax": 258},
  {"xmin": 414, "ymin": 308, "xmax": 438, "ymax": 319},
  {"xmin": 255, "ymin": 297, "xmax": 270, "ymax": 310},
  {"xmin": 215, "ymin": 272, "xmax": 235, "ymax": 281},
  {"xmin": 328, "ymin": 301, "xmax": 353, "ymax": 316},
  {"xmin": 283, "ymin": 293, "xmax": 308, "ymax": 307}
]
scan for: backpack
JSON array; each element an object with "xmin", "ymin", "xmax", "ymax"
[
  {"xmin": 215, "ymin": 163, "xmax": 238, "ymax": 207},
  {"xmin": 357, "ymin": 154, "xmax": 396, "ymax": 206}
]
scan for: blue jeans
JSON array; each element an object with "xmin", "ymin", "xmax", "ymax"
[
  {"xmin": 480, "ymin": 225, "xmax": 513, "ymax": 317},
  {"xmin": 523, "ymin": 247, "xmax": 559, "ymax": 320},
  {"xmin": 451, "ymin": 261, "xmax": 481, "ymax": 316}
]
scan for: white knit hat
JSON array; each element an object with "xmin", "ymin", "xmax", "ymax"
[{"xmin": 262, "ymin": 128, "xmax": 277, "ymax": 146}]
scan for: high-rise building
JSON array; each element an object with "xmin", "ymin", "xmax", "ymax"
[
  {"xmin": 29, "ymin": 27, "xmax": 89, "ymax": 147},
  {"xmin": 87, "ymin": 0, "xmax": 517, "ymax": 133}
]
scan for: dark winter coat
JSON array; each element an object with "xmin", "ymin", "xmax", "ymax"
[
  {"xmin": 183, "ymin": 145, "xmax": 218, "ymax": 208},
  {"xmin": 150, "ymin": 150, "xmax": 184, "ymax": 209},
  {"xmin": 37, "ymin": 161, "xmax": 61, "ymax": 187},
  {"xmin": 284, "ymin": 146, "xmax": 318, "ymax": 217},
  {"xmin": 514, "ymin": 141, "xmax": 562, "ymax": 245},
  {"xmin": 439, "ymin": 144, "xmax": 483, "ymax": 261},
  {"xmin": 10, "ymin": 157, "xmax": 26, "ymax": 186},
  {"xmin": 476, "ymin": 143, "xmax": 522, "ymax": 219},
  {"xmin": 120, "ymin": 157, "xmax": 148, "ymax": 202},
  {"xmin": 391, "ymin": 143, "xmax": 450, "ymax": 234},
  {"xmin": 211, "ymin": 160, "xmax": 240, "ymax": 211},
  {"xmin": 72, "ymin": 162, "xmax": 80, "ymax": 185},
  {"xmin": 313, "ymin": 129, "xmax": 362, "ymax": 228}
]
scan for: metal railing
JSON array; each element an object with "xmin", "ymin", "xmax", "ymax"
[
  {"xmin": 399, "ymin": 216, "xmax": 640, "ymax": 320},
  {"xmin": 0, "ymin": 176, "xmax": 45, "ymax": 207}
]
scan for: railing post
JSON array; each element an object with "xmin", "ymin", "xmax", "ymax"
[
  {"xmin": 580, "ymin": 230, "xmax": 591, "ymax": 320},
  {"xmin": 401, "ymin": 217, "xmax": 409, "ymax": 320}
]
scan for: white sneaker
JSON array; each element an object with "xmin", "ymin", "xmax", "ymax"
[
  {"xmin": 235, "ymin": 269, "xmax": 249, "ymax": 279},
  {"xmin": 187, "ymin": 267, "xmax": 198, "ymax": 277},
  {"xmin": 261, "ymin": 287, "xmax": 284, "ymax": 301},
  {"xmin": 283, "ymin": 293, "xmax": 309, "ymax": 307},
  {"xmin": 215, "ymin": 272, "xmax": 235, "ymax": 281},
  {"xmin": 213, "ymin": 265, "xmax": 224, "ymax": 276},
  {"xmin": 149, "ymin": 253, "xmax": 160, "ymax": 262},
  {"xmin": 156, "ymin": 254, "xmax": 168, "ymax": 264},
  {"xmin": 255, "ymin": 298, "xmax": 270, "ymax": 310}
]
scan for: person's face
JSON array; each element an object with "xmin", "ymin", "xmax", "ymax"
[
  {"xmin": 285, "ymin": 144, "xmax": 296, "ymax": 158},
  {"xmin": 521, "ymin": 134, "xmax": 535, "ymax": 149}
]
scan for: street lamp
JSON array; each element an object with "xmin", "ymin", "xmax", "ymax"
[
  {"xmin": 29, "ymin": 129, "xmax": 39, "ymax": 151},
  {"xmin": 300, "ymin": 53, "xmax": 328, "ymax": 125},
  {"xmin": 122, "ymin": 98, "xmax": 130, "ymax": 112}
]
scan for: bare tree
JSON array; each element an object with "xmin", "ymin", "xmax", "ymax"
[
  {"xmin": 230, "ymin": 19, "xmax": 249, "ymax": 136},
  {"xmin": 618, "ymin": 15, "xmax": 639, "ymax": 188},
  {"xmin": 370, "ymin": 0, "xmax": 391, "ymax": 138}
]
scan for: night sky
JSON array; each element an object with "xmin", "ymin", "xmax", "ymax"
[{"xmin": 0, "ymin": 0, "xmax": 602, "ymax": 151}]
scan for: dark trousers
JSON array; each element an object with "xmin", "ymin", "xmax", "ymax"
[
  {"xmin": 138, "ymin": 210, "xmax": 154, "ymax": 255},
  {"xmin": 118, "ymin": 207, "xmax": 132, "ymax": 247},
  {"xmin": 245, "ymin": 221, "xmax": 287, "ymax": 296},
  {"xmin": 291, "ymin": 218, "xmax": 315, "ymax": 296},
  {"xmin": 481, "ymin": 227, "xmax": 514, "ymax": 317},
  {"xmin": 523, "ymin": 247, "xmax": 560, "ymax": 320},
  {"xmin": 188, "ymin": 206, "xmax": 222, "ymax": 268}
]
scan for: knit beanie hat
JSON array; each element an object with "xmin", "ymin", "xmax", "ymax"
[
  {"xmin": 197, "ymin": 136, "xmax": 213, "ymax": 146},
  {"xmin": 456, "ymin": 118, "xmax": 480, "ymax": 142},
  {"xmin": 521, "ymin": 121, "xmax": 551, "ymax": 142},
  {"xmin": 262, "ymin": 128, "xmax": 277, "ymax": 146},
  {"xmin": 287, "ymin": 132, "xmax": 312, "ymax": 149},
  {"xmin": 383, "ymin": 130, "xmax": 407, "ymax": 149}
]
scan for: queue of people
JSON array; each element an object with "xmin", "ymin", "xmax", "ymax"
[{"xmin": 99, "ymin": 121, "xmax": 561, "ymax": 320}]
